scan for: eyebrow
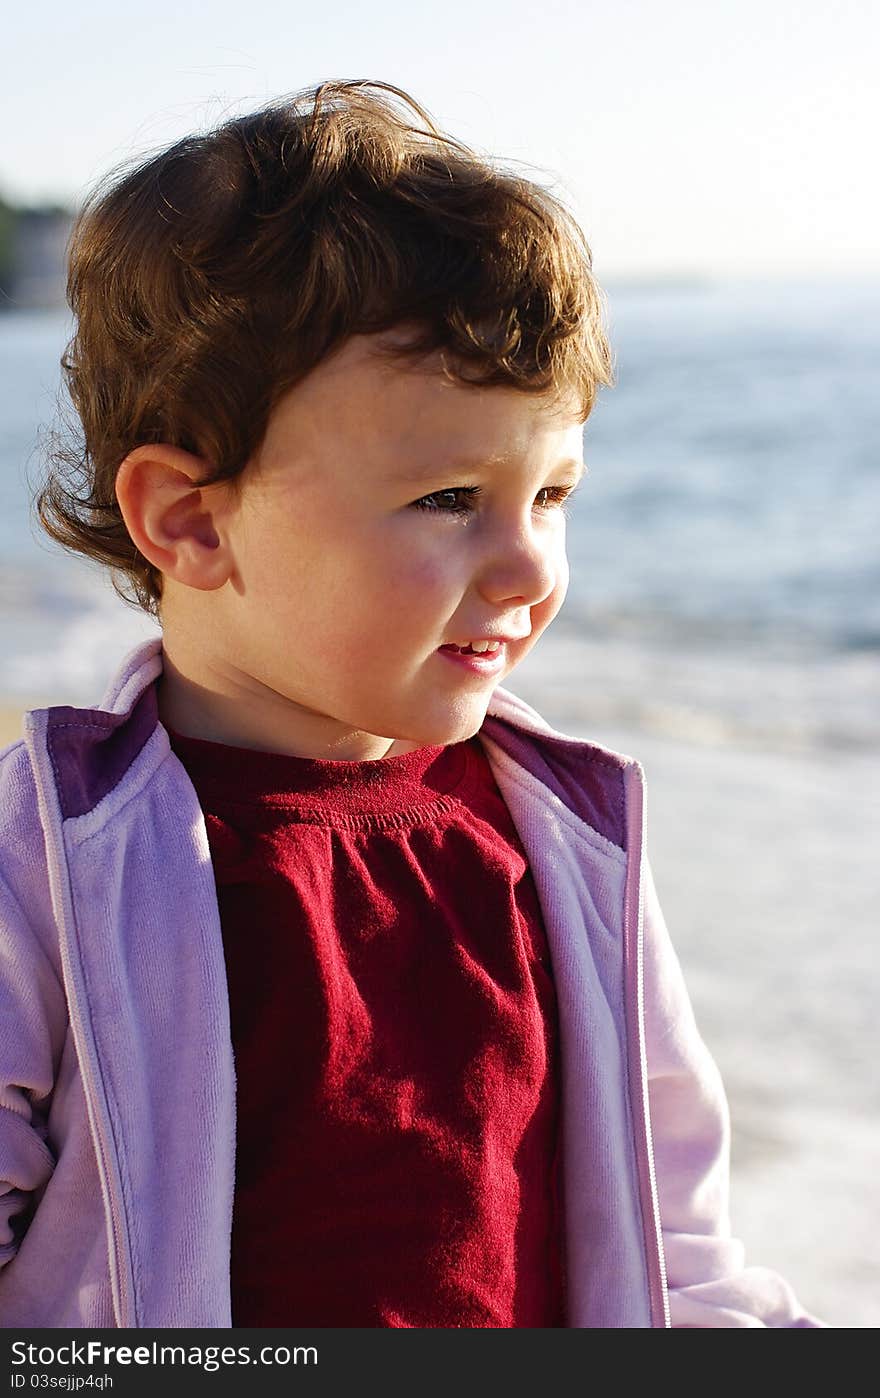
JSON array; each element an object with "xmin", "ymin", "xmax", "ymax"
[{"xmin": 389, "ymin": 457, "xmax": 588, "ymax": 483}]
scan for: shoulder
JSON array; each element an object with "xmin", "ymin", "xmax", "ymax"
[
  {"xmin": 0, "ymin": 735, "xmax": 43, "ymax": 866},
  {"xmin": 481, "ymin": 685, "xmax": 643, "ymax": 856},
  {"xmin": 485, "ymin": 683, "xmax": 640, "ymax": 771},
  {"xmin": 0, "ymin": 635, "xmax": 166, "ymax": 892},
  {"xmin": 0, "ymin": 736, "xmax": 60, "ymax": 967},
  {"xmin": 8, "ymin": 635, "xmax": 166, "ymax": 828}
]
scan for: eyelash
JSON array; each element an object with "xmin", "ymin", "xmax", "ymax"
[{"xmin": 412, "ymin": 484, "xmax": 579, "ymax": 518}]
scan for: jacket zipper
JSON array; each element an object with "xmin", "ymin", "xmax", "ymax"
[
  {"xmin": 25, "ymin": 715, "xmax": 137, "ymax": 1328},
  {"xmin": 64, "ymin": 988, "xmax": 136, "ymax": 1326},
  {"xmin": 623, "ymin": 761, "xmax": 671, "ymax": 1327}
]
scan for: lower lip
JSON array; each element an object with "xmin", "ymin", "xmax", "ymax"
[{"xmin": 436, "ymin": 644, "xmax": 507, "ymax": 675}]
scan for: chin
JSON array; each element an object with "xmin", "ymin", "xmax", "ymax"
[
  {"xmin": 396, "ymin": 712, "xmax": 485, "ymax": 752},
  {"xmin": 438, "ymin": 711, "xmax": 491, "ymax": 748}
]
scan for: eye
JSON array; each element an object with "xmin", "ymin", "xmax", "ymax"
[
  {"xmin": 412, "ymin": 486, "xmax": 482, "ymax": 517},
  {"xmin": 412, "ymin": 483, "xmax": 580, "ymax": 518},
  {"xmin": 536, "ymin": 484, "xmax": 580, "ymax": 516}
]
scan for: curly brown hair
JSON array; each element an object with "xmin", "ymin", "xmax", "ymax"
[{"xmin": 33, "ymin": 79, "xmax": 614, "ymax": 619}]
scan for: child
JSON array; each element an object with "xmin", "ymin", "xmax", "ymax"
[{"xmin": 0, "ymin": 80, "xmax": 823, "ymax": 1328}]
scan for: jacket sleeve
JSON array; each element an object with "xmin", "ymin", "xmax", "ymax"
[
  {"xmin": 641, "ymin": 857, "xmax": 827, "ymax": 1327},
  {"xmin": 0, "ymin": 870, "xmax": 61, "ymax": 1274}
]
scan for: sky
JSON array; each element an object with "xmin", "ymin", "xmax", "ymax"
[{"xmin": 2, "ymin": 0, "xmax": 877, "ymax": 281}]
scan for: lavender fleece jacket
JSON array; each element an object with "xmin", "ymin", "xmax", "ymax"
[{"xmin": 0, "ymin": 638, "xmax": 824, "ymax": 1328}]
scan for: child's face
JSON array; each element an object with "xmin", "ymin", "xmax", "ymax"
[{"xmin": 178, "ymin": 331, "xmax": 585, "ymax": 758}]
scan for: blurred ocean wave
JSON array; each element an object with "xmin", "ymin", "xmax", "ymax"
[{"xmin": 515, "ymin": 616, "xmax": 880, "ymax": 755}]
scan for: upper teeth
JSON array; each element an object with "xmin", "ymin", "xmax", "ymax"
[{"xmin": 469, "ymin": 640, "xmax": 501, "ymax": 653}]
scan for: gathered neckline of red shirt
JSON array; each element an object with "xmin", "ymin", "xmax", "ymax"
[{"xmin": 164, "ymin": 723, "xmax": 481, "ymax": 827}]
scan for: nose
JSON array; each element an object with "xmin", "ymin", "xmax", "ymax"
[{"xmin": 475, "ymin": 514, "xmax": 566, "ymax": 610}]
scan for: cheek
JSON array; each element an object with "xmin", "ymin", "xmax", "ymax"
[
  {"xmin": 318, "ymin": 547, "xmax": 453, "ymax": 665},
  {"xmin": 376, "ymin": 546, "xmax": 455, "ymax": 610}
]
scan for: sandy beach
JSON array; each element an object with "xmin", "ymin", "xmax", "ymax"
[
  {"xmin": 0, "ymin": 700, "xmax": 60, "ymax": 750},
  {"xmin": 0, "ymin": 705, "xmax": 26, "ymax": 749}
]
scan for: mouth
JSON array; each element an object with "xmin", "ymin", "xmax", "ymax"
[
  {"xmin": 438, "ymin": 630, "xmax": 530, "ymax": 655},
  {"xmin": 439, "ymin": 641, "xmax": 502, "ymax": 656},
  {"xmin": 436, "ymin": 640, "xmax": 508, "ymax": 674}
]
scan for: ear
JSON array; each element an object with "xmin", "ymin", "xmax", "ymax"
[{"xmin": 115, "ymin": 445, "xmax": 238, "ymax": 592}]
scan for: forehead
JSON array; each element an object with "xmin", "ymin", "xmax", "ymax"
[
  {"xmin": 264, "ymin": 331, "xmax": 583, "ymax": 466},
  {"xmin": 331, "ymin": 328, "xmax": 580, "ymax": 410}
]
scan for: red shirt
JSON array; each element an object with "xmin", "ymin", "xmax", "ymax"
[{"xmin": 166, "ymin": 727, "xmax": 566, "ymax": 1327}]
